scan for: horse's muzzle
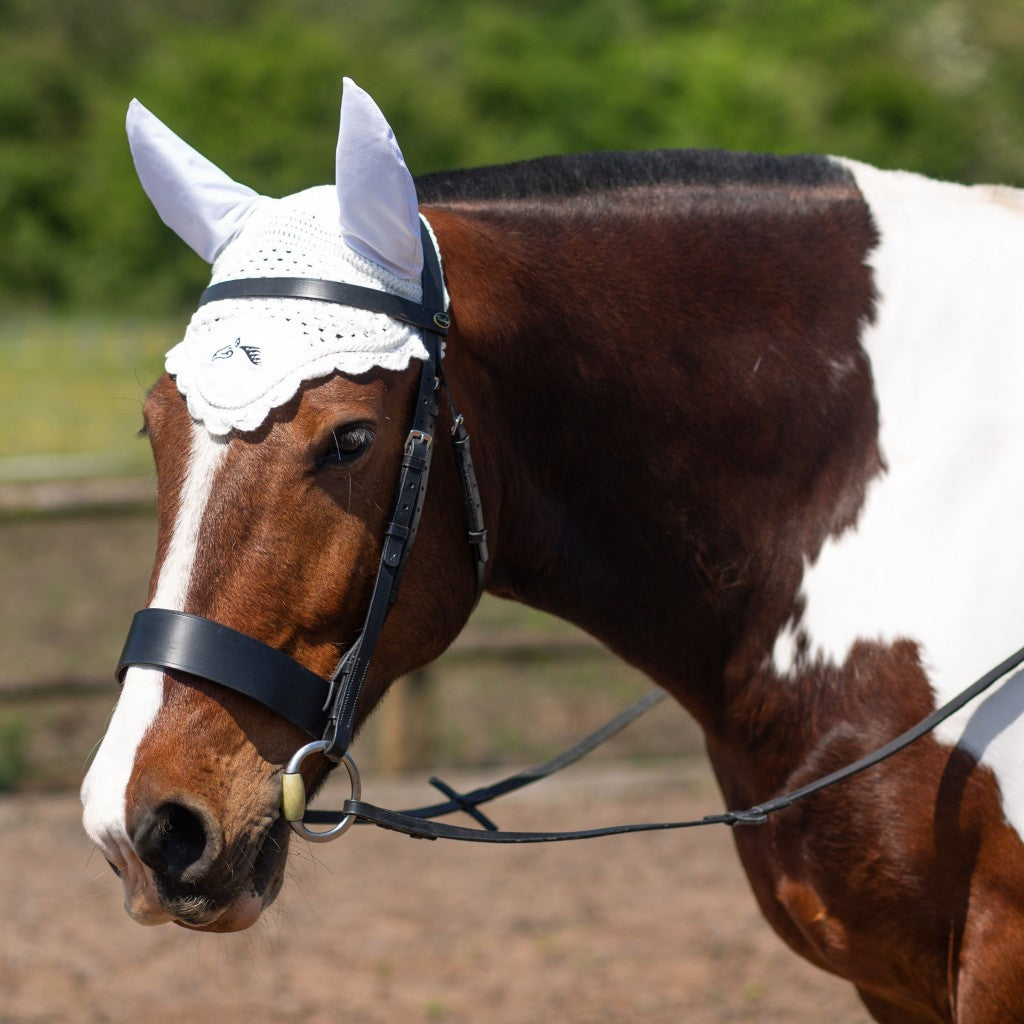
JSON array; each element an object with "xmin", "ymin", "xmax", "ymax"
[{"xmin": 125, "ymin": 795, "xmax": 287, "ymax": 931}]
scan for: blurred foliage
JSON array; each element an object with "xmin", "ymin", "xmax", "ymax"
[{"xmin": 0, "ymin": 0, "xmax": 1022, "ymax": 314}]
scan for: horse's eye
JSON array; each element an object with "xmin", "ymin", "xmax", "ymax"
[{"xmin": 317, "ymin": 425, "xmax": 375, "ymax": 468}]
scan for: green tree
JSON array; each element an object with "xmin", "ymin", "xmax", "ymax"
[{"xmin": 1, "ymin": 0, "xmax": 1021, "ymax": 314}]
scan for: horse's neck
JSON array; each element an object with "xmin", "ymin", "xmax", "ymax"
[{"xmin": 432, "ymin": 189, "xmax": 879, "ymax": 739}]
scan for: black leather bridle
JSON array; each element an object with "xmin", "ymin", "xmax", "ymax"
[{"xmin": 117, "ymin": 220, "xmax": 489, "ymax": 838}]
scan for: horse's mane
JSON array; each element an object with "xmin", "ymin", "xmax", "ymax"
[{"xmin": 415, "ymin": 148, "xmax": 851, "ymax": 203}]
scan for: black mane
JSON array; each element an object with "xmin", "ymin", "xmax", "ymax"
[{"xmin": 415, "ymin": 148, "xmax": 850, "ymax": 203}]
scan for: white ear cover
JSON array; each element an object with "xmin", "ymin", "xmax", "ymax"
[
  {"xmin": 335, "ymin": 78, "xmax": 423, "ymax": 280},
  {"xmin": 126, "ymin": 99, "xmax": 263, "ymax": 264}
]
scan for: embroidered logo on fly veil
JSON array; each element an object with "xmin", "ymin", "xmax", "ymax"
[{"xmin": 212, "ymin": 338, "xmax": 262, "ymax": 366}]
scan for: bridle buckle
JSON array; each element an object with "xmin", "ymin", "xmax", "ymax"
[{"xmin": 406, "ymin": 429, "xmax": 433, "ymax": 452}]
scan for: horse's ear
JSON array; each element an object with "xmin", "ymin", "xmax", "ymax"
[
  {"xmin": 126, "ymin": 99, "xmax": 263, "ymax": 264},
  {"xmin": 336, "ymin": 78, "xmax": 423, "ymax": 281}
]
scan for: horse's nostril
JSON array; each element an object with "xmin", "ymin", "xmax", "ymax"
[{"xmin": 133, "ymin": 800, "xmax": 218, "ymax": 883}]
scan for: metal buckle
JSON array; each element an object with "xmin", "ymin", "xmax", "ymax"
[
  {"xmin": 406, "ymin": 429, "xmax": 433, "ymax": 452},
  {"xmin": 281, "ymin": 740, "xmax": 361, "ymax": 843}
]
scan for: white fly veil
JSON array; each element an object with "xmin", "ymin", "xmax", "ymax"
[{"xmin": 127, "ymin": 79, "xmax": 440, "ymax": 436}]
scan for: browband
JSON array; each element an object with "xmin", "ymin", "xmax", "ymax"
[{"xmin": 199, "ymin": 277, "xmax": 450, "ymax": 336}]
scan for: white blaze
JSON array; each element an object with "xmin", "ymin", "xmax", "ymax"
[
  {"xmin": 774, "ymin": 160, "xmax": 1024, "ymax": 834},
  {"xmin": 81, "ymin": 425, "xmax": 228, "ymax": 867}
]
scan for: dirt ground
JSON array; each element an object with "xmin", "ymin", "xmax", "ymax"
[{"xmin": 1, "ymin": 760, "xmax": 871, "ymax": 1024}]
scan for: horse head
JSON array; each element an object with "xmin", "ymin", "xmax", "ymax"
[{"xmin": 81, "ymin": 80, "xmax": 481, "ymax": 931}]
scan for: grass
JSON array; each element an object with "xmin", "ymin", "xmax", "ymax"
[{"xmin": 0, "ymin": 316, "xmax": 175, "ymax": 479}]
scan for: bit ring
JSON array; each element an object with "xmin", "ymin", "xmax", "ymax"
[{"xmin": 281, "ymin": 740, "xmax": 361, "ymax": 842}]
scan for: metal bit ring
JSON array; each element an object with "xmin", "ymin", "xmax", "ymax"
[{"xmin": 281, "ymin": 740, "xmax": 361, "ymax": 843}]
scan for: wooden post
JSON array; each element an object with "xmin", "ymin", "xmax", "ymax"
[{"xmin": 378, "ymin": 667, "xmax": 432, "ymax": 773}]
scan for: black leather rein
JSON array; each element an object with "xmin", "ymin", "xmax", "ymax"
[{"xmin": 327, "ymin": 641, "xmax": 1024, "ymax": 843}]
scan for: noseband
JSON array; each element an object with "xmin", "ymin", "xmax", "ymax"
[{"xmin": 116, "ymin": 219, "xmax": 488, "ymax": 839}]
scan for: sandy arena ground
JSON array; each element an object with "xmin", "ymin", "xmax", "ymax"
[{"xmin": 0, "ymin": 760, "xmax": 870, "ymax": 1024}]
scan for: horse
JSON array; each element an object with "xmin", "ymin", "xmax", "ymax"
[{"xmin": 80, "ymin": 78, "xmax": 1024, "ymax": 1022}]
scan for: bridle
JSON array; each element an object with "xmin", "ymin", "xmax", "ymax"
[
  {"xmin": 117, "ymin": 218, "xmax": 488, "ymax": 840},
  {"xmin": 115, "ymin": 218, "xmax": 1024, "ymax": 848}
]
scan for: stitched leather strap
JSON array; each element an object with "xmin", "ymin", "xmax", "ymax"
[
  {"xmin": 317, "ymin": 220, "xmax": 448, "ymax": 759},
  {"xmin": 320, "ymin": 330, "xmax": 440, "ymax": 758},
  {"xmin": 438, "ymin": 356, "xmax": 488, "ymax": 602},
  {"xmin": 302, "ymin": 687, "xmax": 668, "ymax": 828},
  {"xmin": 339, "ymin": 798, "xmax": 733, "ymax": 843}
]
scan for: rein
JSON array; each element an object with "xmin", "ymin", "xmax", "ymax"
[
  {"xmin": 115, "ymin": 218, "xmax": 1024, "ymax": 847},
  {"xmin": 295, "ymin": 642, "xmax": 1024, "ymax": 843}
]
